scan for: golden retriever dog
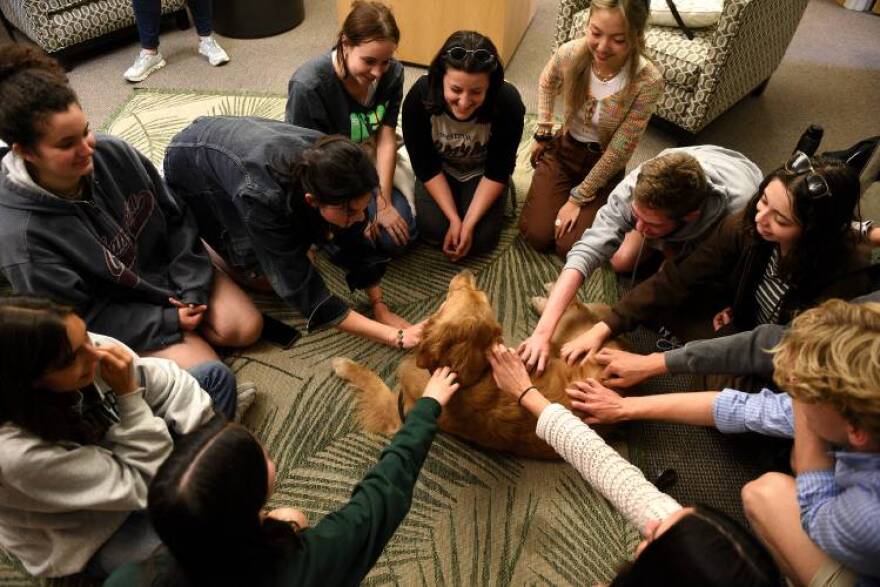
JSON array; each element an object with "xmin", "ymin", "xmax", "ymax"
[{"xmin": 332, "ymin": 271, "xmax": 624, "ymax": 459}]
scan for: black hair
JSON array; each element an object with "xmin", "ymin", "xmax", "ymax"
[
  {"xmin": 148, "ymin": 418, "xmax": 301, "ymax": 586},
  {"xmin": 741, "ymin": 156, "xmax": 859, "ymax": 287},
  {"xmin": 291, "ymin": 134, "xmax": 379, "ymax": 206},
  {"xmin": 0, "ymin": 44, "xmax": 78, "ymax": 148},
  {"xmin": 0, "ymin": 296, "xmax": 108, "ymax": 444},
  {"xmin": 423, "ymin": 30, "xmax": 505, "ymax": 123},
  {"xmin": 610, "ymin": 505, "xmax": 780, "ymax": 587}
]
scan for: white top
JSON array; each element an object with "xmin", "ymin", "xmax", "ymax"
[
  {"xmin": 0, "ymin": 334, "xmax": 215, "ymax": 577},
  {"xmin": 568, "ymin": 65, "xmax": 629, "ymax": 144},
  {"xmin": 536, "ymin": 403, "xmax": 683, "ymax": 533}
]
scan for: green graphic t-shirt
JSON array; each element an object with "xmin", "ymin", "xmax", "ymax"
[{"xmin": 285, "ymin": 51, "xmax": 403, "ymax": 145}]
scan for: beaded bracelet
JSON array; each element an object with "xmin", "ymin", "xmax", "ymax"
[
  {"xmin": 518, "ymin": 385, "xmax": 538, "ymax": 406},
  {"xmin": 397, "ymin": 329, "xmax": 405, "ymax": 349}
]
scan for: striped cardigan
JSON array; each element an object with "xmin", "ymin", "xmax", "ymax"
[{"xmin": 536, "ymin": 38, "xmax": 664, "ymax": 204}]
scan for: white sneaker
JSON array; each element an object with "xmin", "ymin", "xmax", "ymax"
[
  {"xmin": 123, "ymin": 50, "xmax": 166, "ymax": 82},
  {"xmin": 198, "ymin": 36, "xmax": 230, "ymax": 66},
  {"xmin": 234, "ymin": 381, "xmax": 257, "ymax": 422}
]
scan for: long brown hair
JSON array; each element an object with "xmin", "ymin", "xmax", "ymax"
[
  {"xmin": 334, "ymin": 1, "xmax": 400, "ymax": 78},
  {"xmin": 563, "ymin": 0, "xmax": 649, "ymax": 125},
  {"xmin": 0, "ymin": 297, "xmax": 107, "ymax": 444}
]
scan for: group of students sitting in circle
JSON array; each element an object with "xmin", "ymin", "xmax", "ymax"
[{"xmin": 0, "ymin": 0, "xmax": 877, "ymax": 585}]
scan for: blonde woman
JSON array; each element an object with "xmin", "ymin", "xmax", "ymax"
[{"xmin": 519, "ymin": 0, "xmax": 662, "ymax": 257}]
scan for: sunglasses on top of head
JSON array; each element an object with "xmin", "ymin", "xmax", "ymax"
[
  {"xmin": 784, "ymin": 151, "xmax": 832, "ymax": 200},
  {"xmin": 445, "ymin": 46, "xmax": 497, "ymax": 67}
]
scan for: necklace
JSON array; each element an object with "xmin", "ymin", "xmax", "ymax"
[
  {"xmin": 57, "ymin": 179, "xmax": 85, "ymax": 200},
  {"xmin": 592, "ymin": 64, "xmax": 619, "ymax": 83}
]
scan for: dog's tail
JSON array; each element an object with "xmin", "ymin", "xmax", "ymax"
[{"xmin": 331, "ymin": 358, "xmax": 402, "ymax": 435}]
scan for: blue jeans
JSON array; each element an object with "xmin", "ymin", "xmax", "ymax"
[
  {"xmin": 188, "ymin": 360, "xmax": 236, "ymax": 420},
  {"xmin": 366, "ymin": 188, "xmax": 418, "ymax": 257},
  {"xmin": 132, "ymin": 0, "xmax": 213, "ymax": 49}
]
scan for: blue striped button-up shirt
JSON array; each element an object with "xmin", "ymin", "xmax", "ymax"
[{"xmin": 713, "ymin": 389, "xmax": 880, "ymax": 584}]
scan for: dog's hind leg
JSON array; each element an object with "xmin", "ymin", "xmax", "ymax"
[{"xmin": 331, "ymin": 358, "xmax": 402, "ymax": 434}]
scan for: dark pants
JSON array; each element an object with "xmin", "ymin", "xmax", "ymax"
[
  {"xmin": 133, "ymin": 0, "xmax": 212, "ymax": 49},
  {"xmin": 415, "ymin": 173, "xmax": 508, "ymax": 256},
  {"xmin": 519, "ymin": 131, "xmax": 623, "ymax": 258}
]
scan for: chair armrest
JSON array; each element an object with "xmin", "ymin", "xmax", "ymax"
[{"xmin": 554, "ymin": 0, "xmax": 592, "ymax": 51}]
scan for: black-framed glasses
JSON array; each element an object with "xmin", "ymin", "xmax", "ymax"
[
  {"xmin": 445, "ymin": 46, "xmax": 496, "ymax": 66},
  {"xmin": 785, "ymin": 151, "xmax": 832, "ymax": 200}
]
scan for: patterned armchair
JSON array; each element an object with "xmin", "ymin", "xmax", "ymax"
[
  {"xmin": 554, "ymin": 0, "xmax": 809, "ymax": 136},
  {"xmin": 0, "ymin": 0, "xmax": 187, "ymax": 63}
]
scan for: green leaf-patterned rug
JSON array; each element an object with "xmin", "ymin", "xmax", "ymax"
[{"xmin": 2, "ymin": 89, "xmax": 639, "ymax": 586}]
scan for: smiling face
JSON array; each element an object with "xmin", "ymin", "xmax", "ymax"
[
  {"xmin": 586, "ymin": 7, "xmax": 631, "ymax": 74},
  {"xmin": 443, "ymin": 68, "xmax": 490, "ymax": 121},
  {"xmin": 341, "ymin": 38, "xmax": 396, "ymax": 88},
  {"xmin": 16, "ymin": 103, "xmax": 95, "ymax": 194},
  {"xmin": 37, "ymin": 314, "xmax": 99, "ymax": 392},
  {"xmin": 754, "ymin": 178, "xmax": 803, "ymax": 255}
]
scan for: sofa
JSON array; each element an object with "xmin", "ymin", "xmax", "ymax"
[
  {"xmin": 0, "ymin": 0, "xmax": 188, "ymax": 66},
  {"xmin": 554, "ymin": 0, "xmax": 809, "ymax": 137}
]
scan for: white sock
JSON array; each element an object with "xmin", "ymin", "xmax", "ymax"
[
  {"xmin": 140, "ymin": 48, "xmax": 158, "ymax": 56},
  {"xmin": 199, "ymin": 35, "xmax": 213, "ymax": 43}
]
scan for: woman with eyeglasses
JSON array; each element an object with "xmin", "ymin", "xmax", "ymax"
[
  {"xmin": 163, "ymin": 117, "xmax": 423, "ymax": 350},
  {"xmin": 519, "ymin": 0, "xmax": 662, "ymax": 258},
  {"xmin": 285, "ymin": 0, "xmax": 417, "ymax": 257},
  {"xmin": 485, "ymin": 344, "xmax": 780, "ymax": 587},
  {"xmin": 559, "ymin": 155, "xmax": 874, "ymax": 364},
  {"xmin": 401, "ymin": 30, "xmax": 525, "ymax": 261}
]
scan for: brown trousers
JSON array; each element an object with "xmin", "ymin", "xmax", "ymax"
[{"xmin": 519, "ymin": 131, "xmax": 623, "ymax": 258}]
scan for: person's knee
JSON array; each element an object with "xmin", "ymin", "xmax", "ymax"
[
  {"xmin": 470, "ymin": 227, "xmax": 502, "ymax": 257},
  {"xmin": 519, "ymin": 216, "xmax": 554, "ymax": 251},
  {"xmin": 237, "ymin": 310, "xmax": 263, "ymax": 346},
  {"xmin": 212, "ymin": 305, "xmax": 263, "ymax": 347},
  {"xmin": 742, "ymin": 472, "xmax": 793, "ymax": 522}
]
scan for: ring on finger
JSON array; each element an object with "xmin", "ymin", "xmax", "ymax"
[{"xmin": 554, "ymin": 218, "xmax": 562, "ymax": 227}]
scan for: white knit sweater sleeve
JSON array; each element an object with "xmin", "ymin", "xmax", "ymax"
[{"xmin": 536, "ymin": 403, "xmax": 682, "ymax": 532}]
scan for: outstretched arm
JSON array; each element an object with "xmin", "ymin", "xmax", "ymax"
[
  {"xmin": 488, "ymin": 345, "xmax": 682, "ymax": 532},
  {"xmin": 518, "ymin": 268, "xmax": 585, "ymax": 374}
]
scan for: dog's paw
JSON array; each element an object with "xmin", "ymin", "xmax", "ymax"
[
  {"xmin": 531, "ymin": 296, "xmax": 548, "ymax": 315},
  {"xmin": 542, "ymin": 281, "xmax": 555, "ymax": 294},
  {"xmin": 331, "ymin": 357, "xmax": 358, "ymax": 380}
]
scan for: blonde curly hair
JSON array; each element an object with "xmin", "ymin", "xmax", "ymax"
[{"xmin": 773, "ymin": 299, "xmax": 880, "ymax": 437}]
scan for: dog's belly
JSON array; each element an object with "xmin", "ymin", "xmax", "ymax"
[{"xmin": 401, "ymin": 360, "xmax": 614, "ymax": 460}]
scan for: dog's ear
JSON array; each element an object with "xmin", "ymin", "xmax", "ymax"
[{"xmin": 416, "ymin": 316, "xmax": 500, "ymax": 385}]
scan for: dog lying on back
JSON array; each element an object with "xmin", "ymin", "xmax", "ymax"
[{"xmin": 332, "ymin": 271, "xmax": 624, "ymax": 459}]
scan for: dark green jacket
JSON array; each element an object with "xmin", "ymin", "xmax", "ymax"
[{"xmin": 104, "ymin": 397, "xmax": 442, "ymax": 587}]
